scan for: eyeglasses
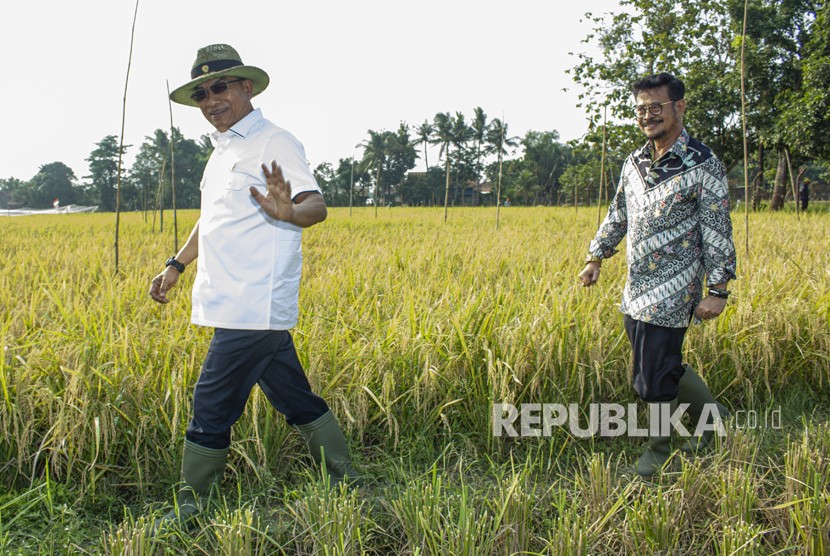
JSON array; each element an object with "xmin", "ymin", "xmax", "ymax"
[
  {"xmin": 633, "ymin": 101, "xmax": 676, "ymax": 118},
  {"xmin": 189, "ymin": 78, "xmax": 245, "ymax": 103}
]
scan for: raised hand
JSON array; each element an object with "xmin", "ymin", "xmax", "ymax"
[{"xmin": 250, "ymin": 161, "xmax": 295, "ymax": 222}]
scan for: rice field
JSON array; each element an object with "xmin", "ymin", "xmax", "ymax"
[{"xmin": 1, "ymin": 206, "xmax": 828, "ymax": 555}]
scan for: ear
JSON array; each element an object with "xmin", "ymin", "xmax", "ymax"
[
  {"xmin": 242, "ymin": 79, "xmax": 254, "ymax": 97},
  {"xmin": 674, "ymin": 99, "xmax": 687, "ymax": 117}
]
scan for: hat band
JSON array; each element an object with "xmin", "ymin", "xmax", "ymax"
[{"xmin": 190, "ymin": 59, "xmax": 243, "ymax": 79}]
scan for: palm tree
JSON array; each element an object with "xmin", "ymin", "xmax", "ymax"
[
  {"xmin": 450, "ymin": 112, "xmax": 473, "ymax": 206},
  {"xmin": 432, "ymin": 112, "xmax": 454, "ymax": 222},
  {"xmin": 360, "ymin": 129, "xmax": 389, "ymax": 218},
  {"xmin": 415, "ymin": 120, "xmax": 434, "ymax": 176},
  {"xmin": 486, "ymin": 118, "xmax": 519, "ymax": 226},
  {"xmin": 471, "ymin": 107, "xmax": 488, "ymax": 205},
  {"xmin": 386, "ymin": 122, "xmax": 417, "ymax": 206}
]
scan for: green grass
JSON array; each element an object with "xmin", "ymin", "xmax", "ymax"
[{"xmin": 0, "ymin": 206, "xmax": 828, "ymax": 554}]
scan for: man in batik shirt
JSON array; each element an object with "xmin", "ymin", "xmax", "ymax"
[{"xmin": 578, "ymin": 72, "xmax": 736, "ymax": 477}]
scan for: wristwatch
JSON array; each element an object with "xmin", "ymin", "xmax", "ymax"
[
  {"xmin": 708, "ymin": 288, "xmax": 730, "ymax": 299},
  {"xmin": 165, "ymin": 257, "xmax": 185, "ymax": 273},
  {"xmin": 585, "ymin": 254, "xmax": 602, "ymax": 264}
]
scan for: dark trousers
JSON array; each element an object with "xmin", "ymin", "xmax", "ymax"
[
  {"xmin": 185, "ymin": 329, "xmax": 329, "ymax": 449},
  {"xmin": 623, "ymin": 315, "xmax": 688, "ymax": 402}
]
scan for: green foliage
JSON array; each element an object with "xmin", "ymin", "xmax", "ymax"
[
  {"xmin": 85, "ymin": 135, "xmax": 124, "ymax": 211},
  {"xmin": 127, "ymin": 128, "xmax": 209, "ymax": 212},
  {"xmin": 0, "ymin": 208, "xmax": 828, "ymax": 553},
  {"xmin": 776, "ymin": 1, "xmax": 830, "ymax": 159},
  {"xmin": 570, "ymin": 0, "xmax": 740, "ymax": 165},
  {"xmin": 25, "ymin": 162, "xmax": 80, "ymax": 209},
  {"xmin": 358, "ymin": 125, "xmax": 419, "ymax": 207}
]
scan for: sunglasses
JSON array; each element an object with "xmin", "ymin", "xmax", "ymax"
[{"xmin": 189, "ymin": 78, "xmax": 245, "ymax": 103}]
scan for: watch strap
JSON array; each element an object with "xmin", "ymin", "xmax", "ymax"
[{"xmin": 165, "ymin": 257, "xmax": 185, "ymax": 273}]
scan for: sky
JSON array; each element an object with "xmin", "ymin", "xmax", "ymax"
[{"xmin": 1, "ymin": 0, "xmax": 625, "ymax": 183}]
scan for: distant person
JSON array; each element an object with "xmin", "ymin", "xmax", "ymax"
[
  {"xmin": 578, "ymin": 72, "xmax": 736, "ymax": 477},
  {"xmin": 800, "ymin": 180, "xmax": 809, "ymax": 211},
  {"xmin": 149, "ymin": 44, "xmax": 361, "ymax": 529},
  {"xmin": 504, "ymin": 198, "xmax": 511, "ymax": 207}
]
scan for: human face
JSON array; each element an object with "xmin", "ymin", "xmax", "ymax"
[
  {"xmin": 635, "ymin": 86, "xmax": 686, "ymax": 145},
  {"xmin": 194, "ymin": 76, "xmax": 254, "ymax": 132}
]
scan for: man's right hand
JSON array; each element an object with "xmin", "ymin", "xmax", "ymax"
[
  {"xmin": 578, "ymin": 262, "xmax": 601, "ymax": 287},
  {"xmin": 149, "ymin": 267, "xmax": 180, "ymax": 304}
]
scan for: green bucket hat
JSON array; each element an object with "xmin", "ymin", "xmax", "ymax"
[{"xmin": 169, "ymin": 44, "xmax": 269, "ymax": 107}]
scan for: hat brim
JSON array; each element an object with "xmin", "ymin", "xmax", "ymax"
[{"xmin": 169, "ymin": 66, "xmax": 269, "ymax": 107}]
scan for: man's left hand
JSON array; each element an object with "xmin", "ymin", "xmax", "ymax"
[
  {"xmin": 694, "ymin": 295, "xmax": 727, "ymax": 320},
  {"xmin": 250, "ymin": 161, "xmax": 295, "ymax": 222}
]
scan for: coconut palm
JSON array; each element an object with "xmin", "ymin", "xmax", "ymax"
[
  {"xmin": 471, "ymin": 107, "xmax": 488, "ymax": 204},
  {"xmin": 385, "ymin": 122, "xmax": 418, "ymax": 205},
  {"xmin": 450, "ymin": 112, "xmax": 474, "ymax": 206},
  {"xmin": 415, "ymin": 120, "xmax": 434, "ymax": 175},
  {"xmin": 485, "ymin": 118, "xmax": 519, "ymax": 221},
  {"xmin": 359, "ymin": 129, "xmax": 390, "ymax": 217},
  {"xmin": 432, "ymin": 112, "xmax": 454, "ymax": 222}
]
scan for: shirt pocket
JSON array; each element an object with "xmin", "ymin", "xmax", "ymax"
[{"xmin": 228, "ymin": 161, "xmax": 263, "ymax": 190}]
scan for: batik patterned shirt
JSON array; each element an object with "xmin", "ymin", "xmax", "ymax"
[{"xmin": 588, "ymin": 128, "xmax": 737, "ymax": 328}]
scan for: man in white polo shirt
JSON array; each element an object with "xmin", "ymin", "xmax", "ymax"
[{"xmin": 149, "ymin": 44, "xmax": 360, "ymax": 528}]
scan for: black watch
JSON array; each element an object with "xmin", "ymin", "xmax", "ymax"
[
  {"xmin": 165, "ymin": 257, "xmax": 185, "ymax": 273},
  {"xmin": 708, "ymin": 288, "xmax": 730, "ymax": 299}
]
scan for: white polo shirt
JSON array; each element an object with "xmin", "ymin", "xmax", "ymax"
[{"xmin": 191, "ymin": 109, "xmax": 321, "ymax": 330}]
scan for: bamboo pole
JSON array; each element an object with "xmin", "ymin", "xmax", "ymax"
[
  {"xmin": 167, "ymin": 80, "xmax": 179, "ymax": 251},
  {"xmin": 115, "ymin": 0, "xmax": 140, "ymax": 274},
  {"xmin": 374, "ymin": 165, "xmax": 380, "ymax": 219},
  {"xmin": 740, "ymin": 0, "xmax": 750, "ymax": 263},
  {"xmin": 349, "ymin": 152, "xmax": 355, "ymax": 218},
  {"xmin": 156, "ymin": 157, "xmax": 166, "ymax": 234},
  {"xmin": 784, "ymin": 147, "xmax": 799, "ymax": 221},
  {"xmin": 157, "ymin": 155, "xmax": 165, "ymax": 233},
  {"xmin": 496, "ymin": 116, "xmax": 505, "ymax": 229},
  {"xmin": 597, "ymin": 105, "xmax": 607, "ymax": 228},
  {"xmin": 443, "ymin": 148, "xmax": 451, "ymax": 223}
]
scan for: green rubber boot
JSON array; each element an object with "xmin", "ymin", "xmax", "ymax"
[
  {"xmin": 153, "ymin": 439, "xmax": 229, "ymax": 532},
  {"xmin": 296, "ymin": 410, "xmax": 363, "ymax": 488},
  {"xmin": 636, "ymin": 400, "xmax": 677, "ymax": 478},
  {"xmin": 677, "ymin": 365, "xmax": 730, "ymax": 454}
]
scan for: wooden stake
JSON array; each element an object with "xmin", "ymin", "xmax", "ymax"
[
  {"xmin": 740, "ymin": 0, "xmax": 750, "ymax": 263},
  {"xmin": 167, "ymin": 80, "xmax": 179, "ymax": 252},
  {"xmin": 784, "ymin": 147, "xmax": 799, "ymax": 221},
  {"xmin": 496, "ymin": 115, "xmax": 505, "ymax": 230},
  {"xmin": 598, "ymin": 104, "xmax": 607, "ymax": 229},
  {"xmin": 115, "ymin": 0, "xmax": 140, "ymax": 274}
]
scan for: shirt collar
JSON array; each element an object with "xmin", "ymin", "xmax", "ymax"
[
  {"xmin": 209, "ymin": 108, "xmax": 264, "ymax": 147},
  {"xmin": 635, "ymin": 127, "xmax": 690, "ymax": 162}
]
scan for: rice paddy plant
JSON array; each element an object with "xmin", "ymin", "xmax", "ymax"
[
  {"xmin": 716, "ymin": 519, "xmax": 766, "ymax": 555},
  {"xmin": 0, "ymin": 206, "xmax": 828, "ymax": 553},
  {"xmin": 285, "ymin": 478, "xmax": 371, "ymax": 555},
  {"xmin": 388, "ymin": 466, "xmax": 506, "ymax": 555},
  {"xmin": 717, "ymin": 466, "xmax": 759, "ymax": 526},
  {"xmin": 486, "ymin": 462, "xmax": 538, "ymax": 554},
  {"xmin": 100, "ymin": 514, "xmax": 158, "ymax": 556},
  {"xmin": 780, "ymin": 425, "xmax": 830, "ymax": 554},
  {"xmin": 543, "ymin": 485, "xmax": 595, "ymax": 555},
  {"xmin": 624, "ymin": 485, "xmax": 685, "ymax": 553},
  {"xmin": 206, "ymin": 505, "xmax": 271, "ymax": 556}
]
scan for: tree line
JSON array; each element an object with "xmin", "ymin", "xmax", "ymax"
[
  {"xmin": 3, "ymin": 0, "xmax": 828, "ymax": 212},
  {"xmin": 0, "ymin": 116, "xmax": 624, "ymax": 212},
  {"xmin": 569, "ymin": 0, "xmax": 830, "ymax": 210},
  {"xmin": 0, "ymin": 131, "xmax": 211, "ymax": 213}
]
